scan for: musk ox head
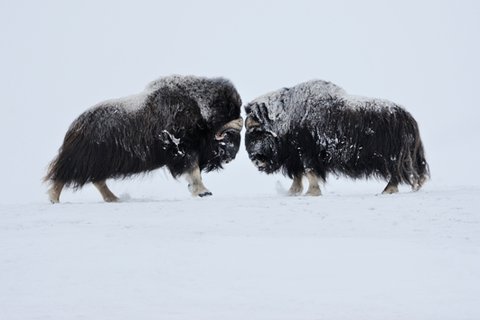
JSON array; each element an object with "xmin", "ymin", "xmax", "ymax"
[
  {"xmin": 212, "ymin": 117, "xmax": 243, "ymax": 165},
  {"xmin": 244, "ymin": 104, "xmax": 284, "ymax": 173},
  {"xmin": 174, "ymin": 79, "xmax": 243, "ymax": 172}
]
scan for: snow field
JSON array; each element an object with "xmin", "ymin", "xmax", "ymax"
[{"xmin": 1, "ymin": 186, "xmax": 479, "ymax": 320}]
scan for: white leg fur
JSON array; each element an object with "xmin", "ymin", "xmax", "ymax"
[
  {"xmin": 185, "ymin": 165, "xmax": 212, "ymax": 197},
  {"xmin": 48, "ymin": 181, "xmax": 64, "ymax": 203},
  {"xmin": 94, "ymin": 180, "xmax": 119, "ymax": 202},
  {"xmin": 288, "ymin": 175, "xmax": 303, "ymax": 196},
  {"xmin": 305, "ymin": 170, "xmax": 322, "ymax": 196}
]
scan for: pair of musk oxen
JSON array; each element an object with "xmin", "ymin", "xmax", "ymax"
[{"xmin": 45, "ymin": 75, "xmax": 429, "ymax": 203}]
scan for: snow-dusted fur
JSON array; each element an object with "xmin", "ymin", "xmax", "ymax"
[
  {"xmin": 45, "ymin": 75, "xmax": 242, "ymax": 189},
  {"xmin": 244, "ymin": 80, "xmax": 429, "ymax": 190}
]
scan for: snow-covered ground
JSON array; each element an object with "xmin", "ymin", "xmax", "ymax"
[{"xmin": 1, "ymin": 184, "xmax": 479, "ymax": 320}]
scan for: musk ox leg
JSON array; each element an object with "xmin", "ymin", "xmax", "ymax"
[
  {"xmin": 93, "ymin": 180, "xmax": 119, "ymax": 202},
  {"xmin": 305, "ymin": 170, "xmax": 322, "ymax": 196},
  {"xmin": 48, "ymin": 181, "xmax": 64, "ymax": 204},
  {"xmin": 382, "ymin": 177, "xmax": 399, "ymax": 194},
  {"xmin": 288, "ymin": 174, "xmax": 304, "ymax": 196},
  {"xmin": 185, "ymin": 165, "xmax": 212, "ymax": 197}
]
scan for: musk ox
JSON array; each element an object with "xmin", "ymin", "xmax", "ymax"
[
  {"xmin": 244, "ymin": 80, "xmax": 429, "ymax": 195},
  {"xmin": 45, "ymin": 75, "xmax": 243, "ymax": 203}
]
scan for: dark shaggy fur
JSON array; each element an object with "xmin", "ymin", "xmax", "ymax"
[
  {"xmin": 45, "ymin": 75, "xmax": 242, "ymax": 189},
  {"xmin": 244, "ymin": 80, "xmax": 429, "ymax": 191}
]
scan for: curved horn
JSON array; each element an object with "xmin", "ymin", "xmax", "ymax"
[
  {"xmin": 215, "ymin": 117, "xmax": 243, "ymax": 140},
  {"xmin": 245, "ymin": 116, "xmax": 261, "ymax": 130}
]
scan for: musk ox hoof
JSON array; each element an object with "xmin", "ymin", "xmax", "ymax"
[
  {"xmin": 382, "ymin": 187, "xmax": 399, "ymax": 195},
  {"xmin": 188, "ymin": 183, "xmax": 212, "ymax": 197},
  {"xmin": 288, "ymin": 190, "xmax": 303, "ymax": 196},
  {"xmin": 288, "ymin": 187, "xmax": 303, "ymax": 196},
  {"xmin": 198, "ymin": 191, "xmax": 213, "ymax": 197},
  {"xmin": 104, "ymin": 195, "xmax": 120, "ymax": 202},
  {"xmin": 305, "ymin": 187, "xmax": 322, "ymax": 196},
  {"xmin": 48, "ymin": 182, "xmax": 64, "ymax": 204},
  {"xmin": 412, "ymin": 175, "xmax": 427, "ymax": 192}
]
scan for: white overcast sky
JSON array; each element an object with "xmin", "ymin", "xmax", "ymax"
[{"xmin": 0, "ymin": 0, "xmax": 479, "ymax": 203}]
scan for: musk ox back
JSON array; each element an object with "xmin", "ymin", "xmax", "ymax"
[
  {"xmin": 244, "ymin": 80, "xmax": 429, "ymax": 195},
  {"xmin": 45, "ymin": 75, "xmax": 243, "ymax": 203}
]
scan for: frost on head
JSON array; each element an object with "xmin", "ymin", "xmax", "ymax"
[{"xmin": 245, "ymin": 80, "xmax": 348, "ymax": 138}]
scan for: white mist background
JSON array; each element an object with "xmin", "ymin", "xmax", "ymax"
[{"xmin": 1, "ymin": 0, "xmax": 479, "ymax": 203}]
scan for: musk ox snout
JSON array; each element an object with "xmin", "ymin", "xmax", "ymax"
[
  {"xmin": 212, "ymin": 131, "xmax": 241, "ymax": 165},
  {"xmin": 245, "ymin": 132, "xmax": 282, "ymax": 173}
]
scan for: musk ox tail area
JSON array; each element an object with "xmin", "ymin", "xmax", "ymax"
[
  {"xmin": 414, "ymin": 138, "xmax": 430, "ymax": 189},
  {"xmin": 399, "ymin": 115, "xmax": 430, "ymax": 191},
  {"xmin": 43, "ymin": 104, "xmax": 159, "ymax": 190},
  {"xmin": 44, "ymin": 126, "xmax": 111, "ymax": 190},
  {"xmin": 395, "ymin": 113, "xmax": 430, "ymax": 191}
]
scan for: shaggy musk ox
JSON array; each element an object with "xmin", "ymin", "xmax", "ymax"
[
  {"xmin": 45, "ymin": 75, "xmax": 243, "ymax": 203},
  {"xmin": 244, "ymin": 80, "xmax": 429, "ymax": 195}
]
